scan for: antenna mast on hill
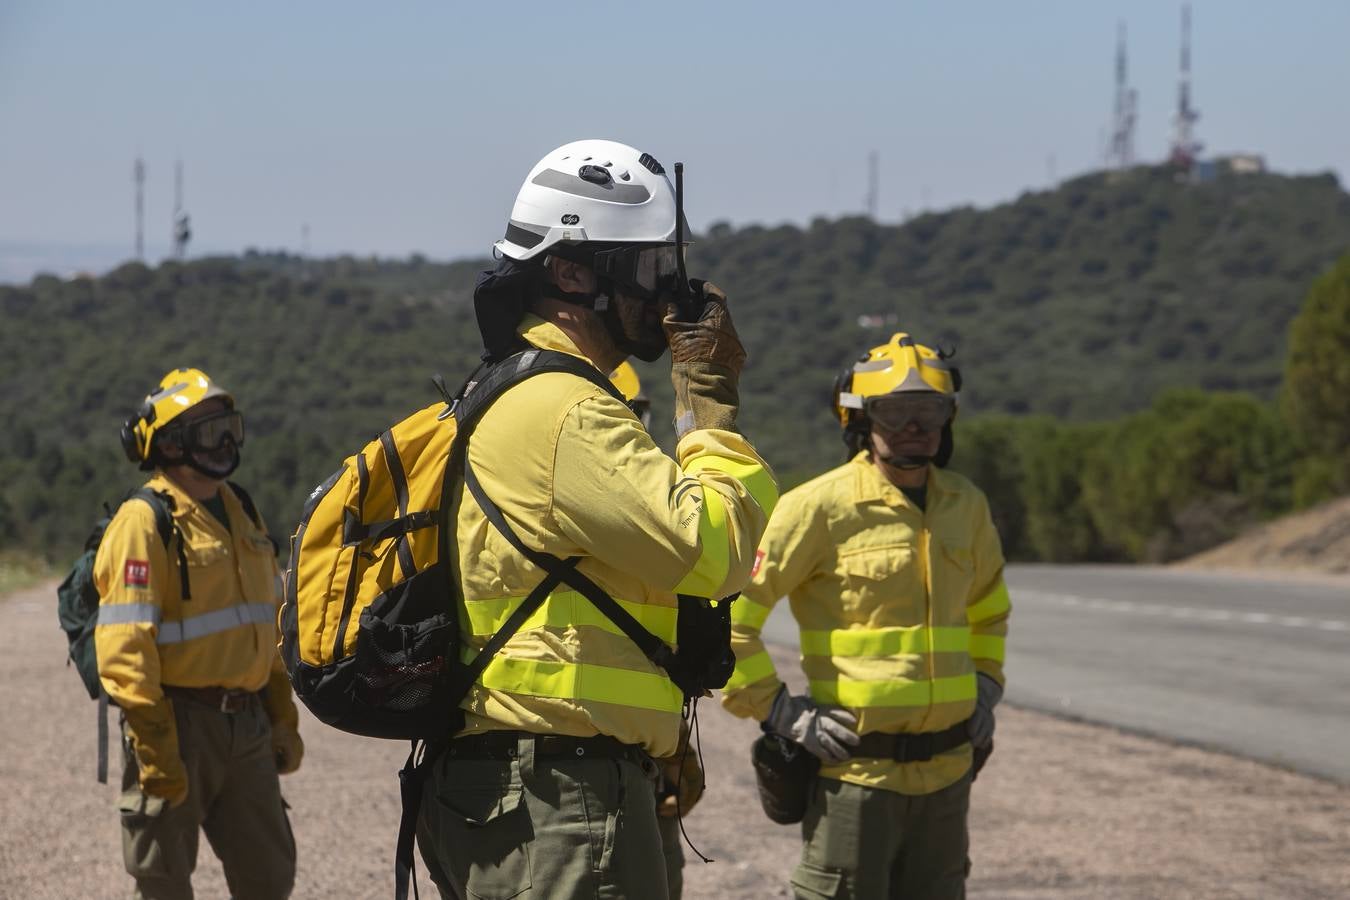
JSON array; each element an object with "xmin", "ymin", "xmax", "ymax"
[
  {"xmin": 1106, "ymin": 22, "xmax": 1137, "ymax": 169},
  {"xmin": 172, "ymin": 160, "xmax": 192, "ymax": 260},
  {"xmin": 133, "ymin": 156, "xmax": 146, "ymax": 261},
  {"xmin": 1169, "ymin": 3, "xmax": 1203, "ymax": 167},
  {"xmin": 865, "ymin": 151, "xmax": 879, "ymax": 219}
]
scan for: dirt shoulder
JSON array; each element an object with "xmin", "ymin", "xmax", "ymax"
[
  {"xmin": 5, "ymin": 582, "xmax": 1348, "ymax": 899},
  {"xmin": 1178, "ymin": 495, "xmax": 1350, "ymax": 577}
]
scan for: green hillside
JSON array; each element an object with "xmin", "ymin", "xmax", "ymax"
[{"xmin": 3, "ymin": 164, "xmax": 1348, "ymax": 561}]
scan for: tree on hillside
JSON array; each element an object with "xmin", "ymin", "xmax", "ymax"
[{"xmin": 1283, "ymin": 252, "xmax": 1350, "ymax": 505}]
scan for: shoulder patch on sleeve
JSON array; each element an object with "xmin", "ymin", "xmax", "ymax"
[
  {"xmin": 124, "ymin": 559, "xmax": 150, "ymax": 588},
  {"xmin": 751, "ymin": 549, "xmax": 766, "ymax": 578}
]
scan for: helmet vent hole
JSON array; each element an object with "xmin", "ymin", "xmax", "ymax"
[
  {"xmin": 619, "ymin": 170, "xmax": 631, "ymax": 181},
  {"xmin": 578, "ymin": 165, "xmax": 613, "ymax": 186}
]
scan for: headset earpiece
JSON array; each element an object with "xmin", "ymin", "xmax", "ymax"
[{"xmin": 119, "ymin": 419, "xmax": 143, "ymax": 463}]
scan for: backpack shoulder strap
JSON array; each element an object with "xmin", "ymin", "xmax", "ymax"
[
  {"xmin": 126, "ymin": 487, "xmax": 175, "ymax": 549},
  {"xmin": 226, "ymin": 481, "xmax": 280, "ymax": 555},
  {"xmin": 124, "ymin": 488, "xmax": 191, "ymax": 601},
  {"xmin": 454, "ymin": 348, "xmax": 626, "ymax": 439},
  {"xmin": 442, "ymin": 347, "xmax": 674, "ymax": 695},
  {"xmin": 226, "ymin": 481, "xmax": 264, "ymax": 529},
  {"xmin": 462, "ymin": 460, "xmax": 674, "ymax": 667}
]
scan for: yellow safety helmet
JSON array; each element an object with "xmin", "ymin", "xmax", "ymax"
[
  {"xmin": 609, "ymin": 361, "xmax": 652, "ymax": 428},
  {"xmin": 120, "ymin": 368, "xmax": 234, "ymax": 469},
  {"xmin": 833, "ymin": 332, "xmax": 962, "ymax": 465}
]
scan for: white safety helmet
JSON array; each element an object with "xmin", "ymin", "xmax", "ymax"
[{"xmin": 495, "ymin": 139, "xmax": 684, "ymax": 261}]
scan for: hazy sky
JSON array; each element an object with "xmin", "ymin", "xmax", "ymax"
[{"xmin": 2, "ymin": 1, "xmax": 1347, "ymax": 279}]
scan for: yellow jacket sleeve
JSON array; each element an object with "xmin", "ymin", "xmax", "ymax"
[
  {"xmin": 550, "ymin": 395, "xmax": 777, "ymax": 601},
  {"xmin": 720, "ymin": 487, "xmax": 828, "ymax": 721},
  {"xmin": 967, "ymin": 495, "xmax": 1011, "ymax": 686},
  {"xmin": 92, "ymin": 500, "xmax": 187, "ymax": 803}
]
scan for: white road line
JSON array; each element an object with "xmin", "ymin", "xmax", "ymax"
[{"xmin": 1013, "ymin": 589, "xmax": 1350, "ymax": 634}]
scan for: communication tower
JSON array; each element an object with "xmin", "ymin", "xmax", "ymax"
[
  {"xmin": 1105, "ymin": 22, "xmax": 1138, "ymax": 169},
  {"xmin": 1169, "ymin": 3, "xmax": 1203, "ymax": 167},
  {"xmin": 133, "ymin": 156, "xmax": 146, "ymax": 260},
  {"xmin": 865, "ymin": 151, "xmax": 879, "ymax": 219},
  {"xmin": 172, "ymin": 160, "xmax": 191, "ymax": 259}
]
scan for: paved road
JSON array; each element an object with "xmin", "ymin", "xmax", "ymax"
[{"xmin": 762, "ymin": 564, "xmax": 1350, "ymax": 784}]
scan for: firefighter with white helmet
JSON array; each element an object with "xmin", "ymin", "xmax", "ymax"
[
  {"xmin": 721, "ymin": 333, "xmax": 1011, "ymax": 899},
  {"xmin": 413, "ymin": 141, "xmax": 776, "ymax": 899}
]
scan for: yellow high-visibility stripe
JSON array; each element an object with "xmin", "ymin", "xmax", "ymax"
[
  {"xmin": 463, "ymin": 590, "xmax": 677, "ymax": 642},
  {"xmin": 970, "ymin": 634, "xmax": 1005, "ymax": 664},
  {"xmin": 800, "ymin": 625, "xmax": 971, "ymax": 658},
  {"xmin": 685, "ymin": 456, "xmax": 779, "ymax": 519},
  {"xmin": 809, "ymin": 673, "xmax": 977, "ymax": 708},
  {"xmin": 967, "ymin": 580, "xmax": 1011, "ymax": 623},
  {"xmin": 724, "ymin": 649, "xmax": 777, "ymax": 691},
  {"xmin": 731, "ymin": 598, "xmax": 773, "ymax": 630},
  {"xmin": 675, "ymin": 486, "xmax": 730, "ymax": 597},
  {"xmin": 475, "ymin": 656, "xmax": 684, "ymax": 713}
]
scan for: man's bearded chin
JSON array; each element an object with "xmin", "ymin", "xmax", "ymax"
[
  {"xmin": 608, "ymin": 294, "xmax": 668, "ymax": 363},
  {"xmin": 189, "ymin": 444, "xmax": 241, "ymax": 479}
]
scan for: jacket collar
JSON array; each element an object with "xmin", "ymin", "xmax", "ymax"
[
  {"xmin": 516, "ymin": 314, "xmax": 595, "ymax": 364},
  {"xmin": 147, "ymin": 470, "xmax": 234, "ymax": 525},
  {"xmin": 849, "ymin": 452, "xmax": 951, "ymax": 510}
]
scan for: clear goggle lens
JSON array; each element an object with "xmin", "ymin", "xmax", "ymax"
[
  {"xmin": 184, "ymin": 410, "xmax": 246, "ymax": 451},
  {"xmin": 634, "ymin": 245, "xmax": 682, "ymax": 294},
  {"xmin": 865, "ymin": 395, "xmax": 953, "ymax": 433}
]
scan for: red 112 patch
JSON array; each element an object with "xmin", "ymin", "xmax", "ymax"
[{"xmin": 124, "ymin": 559, "xmax": 150, "ymax": 588}]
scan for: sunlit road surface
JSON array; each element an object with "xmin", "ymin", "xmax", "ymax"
[{"xmin": 760, "ymin": 564, "xmax": 1350, "ymax": 784}]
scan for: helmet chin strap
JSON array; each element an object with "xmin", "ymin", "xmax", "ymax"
[{"xmin": 876, "ymin": 452, "xmax": 931, "ymax": 471}]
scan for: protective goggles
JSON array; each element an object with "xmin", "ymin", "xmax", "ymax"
[
  {"xmin": 591, "ymin": 244, "xmax": 684, "ymax": 302},
  {"xmin": 865, "ymin": 394, "xmax": 954, "ymax": 433},
  {"xmin": 170, "ymin": 410, "xmax": 246, "ymax": 452}
]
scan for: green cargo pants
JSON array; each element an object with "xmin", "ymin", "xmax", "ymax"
[
  {"xmin": 791, "ymin": 773, "xmax": 971, "ymax": 900},
  {"xmin": 658, "ymin": 813, "xmax": 685, "ymax": 899},
  {"xmin": 416, "ymin": 736, "xmax": 668, "ymax": 900},
  {"xmin": 117, "ymin": 695, "xmax": 296, "ymax": 900}
]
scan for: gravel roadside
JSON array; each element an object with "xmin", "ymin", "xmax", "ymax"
[{"xmin": 4, "ymin": 581, "xmax": 1348, "ymax": 899}]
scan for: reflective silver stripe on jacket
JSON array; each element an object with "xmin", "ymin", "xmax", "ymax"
[
  {"xmin": 97, "ymin": 601, "xmax": 275, "ymax": 643},
  {"xmin": 158, "ymin": 603, "xmax": 276, "ymax": 644},
  {"xmin": 97, "ymin": 603, "xmax": 161, "ymax": 626}
]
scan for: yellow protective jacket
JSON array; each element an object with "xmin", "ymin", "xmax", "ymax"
[
  {"xmin": 454, "ymin": 316, "xmax": 778, "ymax": 758},
  {"xmin": 94, "ymin": 473, "xmax": 297, "ymax": 793},
  {"xmin": 721, "ymin": 454, "xmax": 1010, "ymax": 795}
]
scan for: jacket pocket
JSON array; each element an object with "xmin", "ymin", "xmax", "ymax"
[
  {"xmin": 837, "ymin": 544, "xmax": 922, "ymax": 622},
  {"xmin": 428, "ymin": 782, "xmax": 531, "ymax": 900},
  {"xmin": 117, "ymin": 787, "xmax": 173, "ymax": 879}
]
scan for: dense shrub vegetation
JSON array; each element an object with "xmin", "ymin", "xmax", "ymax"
[{"xmin": 2, "ymin": 165, "xmax": 1347, "ymax": 563}]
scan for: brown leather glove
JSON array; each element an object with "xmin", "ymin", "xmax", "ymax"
[
  {"xmin": 653, "ymin": 722, "xmax": 706, "ymax": 817},
  {"xmin": 664, "ymin": 281, "xmax": 746, "ymax": 438},
  {"xmin": 123, "ymin": 702, "xmax": 189, "ymax": 808},
  {"xmin": 272, "ymin": 724, "xmax": 305, "ymax": 775}
]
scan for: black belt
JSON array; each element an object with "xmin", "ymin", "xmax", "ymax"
[
  {"xmin": 163, "ymin": 685, "xmax": 258, "ymax": 714},
  {"xmin": 852, "ymin": 720, "xmax": 972, "ymax": 763},
  {"xmin": 446, "ymin": 731, "xmax": 648, "ymax": 765}
]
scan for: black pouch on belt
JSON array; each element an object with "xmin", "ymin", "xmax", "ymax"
[{"xmin": 751, "ymin": 732, "xmax": 820, "ymax": 825}]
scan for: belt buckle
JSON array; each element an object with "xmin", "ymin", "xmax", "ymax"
[{"xmin": 219, "ymin": 691, "xmax": 245, "ymax": 714}]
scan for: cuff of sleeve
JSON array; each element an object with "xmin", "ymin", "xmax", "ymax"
[
  {"xmin": 974, "ymin": 659, "xmax": 1005, "ymax": 686},
  {"xmin": 720, "ymin": 675, "xmax": 783, "ymax": 722}
]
